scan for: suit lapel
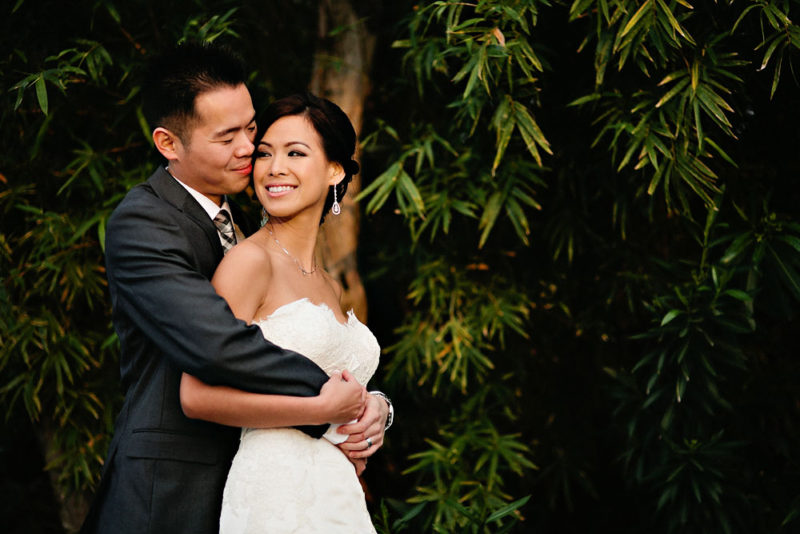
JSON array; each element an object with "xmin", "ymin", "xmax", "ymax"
[{"xmin": 148, "ymin": 167, "xmax": 224, "ymax": 265}]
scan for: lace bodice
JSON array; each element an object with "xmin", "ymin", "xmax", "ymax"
[{"xmin": 252, "ymin": 298, "xmax": 379, "ymax": 386}]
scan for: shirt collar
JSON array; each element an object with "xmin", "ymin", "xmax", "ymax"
[{"xmin": 168, "ymin": 170, "xmax": 232, "ymax": 220}]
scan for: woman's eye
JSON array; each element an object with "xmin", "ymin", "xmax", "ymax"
[
  {"xmin": 255, "ymin": 150, "xmax": 270, "ymax": 158},
  {"xmin": 288, "ymin": 150, "xmax": 306, "ymax": 157}
]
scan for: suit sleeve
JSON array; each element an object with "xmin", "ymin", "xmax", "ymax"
[{"xmin": 105, "ymin": 194, "xmax": 329, "ymax": 432}]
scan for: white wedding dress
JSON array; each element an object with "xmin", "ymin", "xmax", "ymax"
[{"xmin": 219, "ymin": 298, "xmax": 380, "ymax": 534}]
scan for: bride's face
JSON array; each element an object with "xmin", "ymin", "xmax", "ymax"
[{"xmin": 253, "ymin": 115, "xmax": 343, "ymax": 221}]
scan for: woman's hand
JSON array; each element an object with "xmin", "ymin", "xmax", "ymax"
[
  {"xmin": 337, "ymin": 393, "xmax": 389, "ymax": 459},
  {"xmin": 319, "ymin": 370, "xmax": 366, "ymax": 423}
]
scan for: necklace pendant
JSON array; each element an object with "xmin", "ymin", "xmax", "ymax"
[
  {"xmin": 266, "ymin": 223, "xmax": 317, "ymax": 276},
  {"xmin": 298, "ymin": 263, "xmax": 316, "ymax": 276}
]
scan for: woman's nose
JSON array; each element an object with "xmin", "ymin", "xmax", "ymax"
[{"xmin": 269, "ymin": 155, "xmax": 286, "ymax": 176}]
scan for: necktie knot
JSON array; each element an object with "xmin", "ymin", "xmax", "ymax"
[{"xmin": 213, "ymin": 209, "xmax": 236, "ymax": 253}]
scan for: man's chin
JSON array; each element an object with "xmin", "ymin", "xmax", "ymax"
[{"xmin": 225, "ymin": 175, "xmax": 252, "ymax": 194}]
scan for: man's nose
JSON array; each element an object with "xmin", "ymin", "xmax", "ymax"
[{"xmin": 235, "ymin": 132, "xmax": 254, "ymax": 158}]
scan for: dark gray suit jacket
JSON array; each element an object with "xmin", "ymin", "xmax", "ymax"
[{"xmin": 81, "ymin": 167, "xmax": 329, "ymax": 533}]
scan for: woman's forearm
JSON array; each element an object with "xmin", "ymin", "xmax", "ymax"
[{"xmin": 180, "ymin": 372, "xmax": 328, "ymax": 427}]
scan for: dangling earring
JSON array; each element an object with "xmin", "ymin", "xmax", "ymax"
[
  {"xmin": 331, "ymin": 185, "xmax": 341, "ymax": 215},
  {"xmin": 260, "ymin": 207, "xmax": 269, "ymax": 227}
]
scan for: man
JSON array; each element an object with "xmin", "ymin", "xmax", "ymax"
[{"xmin": 81, "ymin": 42, "xmax": 391, "ymax": 533}]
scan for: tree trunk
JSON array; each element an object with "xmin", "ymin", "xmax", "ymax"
[
  {"xmin": 310, "ymin": 0, "xmax": 375, "ymax": 322},
  {"xmin": 39, "ymin": 420, "xmax": 92, "ymax": 533}
]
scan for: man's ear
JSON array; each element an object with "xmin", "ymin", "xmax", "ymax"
[{"xmin": 153, "ymin": 127, "xmax": 182, "ymax": 162}]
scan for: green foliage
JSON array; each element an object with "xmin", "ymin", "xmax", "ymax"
[
  {"xmin": 3, "ymin": 1, "xmax": 800, "ymax": 533},
  {"xmin": 384, "ymin": 259, "xmax": 531, "ymax": 393},
  {"xmin": 401, "ymin": 388, "xmax": 536, "ymax": 532},
  {"xmin": 0, "ymin": 0, "xmax": 321, "ymax": 507},
  {"xmin": 357, "ymin": 0, "xmax": 800, "ymax": 532}
]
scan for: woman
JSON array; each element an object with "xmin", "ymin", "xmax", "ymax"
[{"xmin": 179, "ymin": 93, "xmax": 380, "ymax": 533}]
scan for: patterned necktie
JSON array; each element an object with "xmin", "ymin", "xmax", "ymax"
[{"xmin": 213, "ymin": 209, "xmax": 237, "ymax": 254}]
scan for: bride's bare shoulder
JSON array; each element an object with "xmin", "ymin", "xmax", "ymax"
[
  {"xmin": 320, "ymin": 269, "xmax": 344, "ymax": 301},
  {"xmin": 211, "ymin": 239, "xmax": 273, "ymax": 299},
  {"xmin": 215, "ymin": 238, "xmax": 270, "ymax": 271}
]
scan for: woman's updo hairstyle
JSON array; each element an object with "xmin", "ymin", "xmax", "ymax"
[{"xmin": 255, "ymin": 92, "xmax": 359, "ymax": 224}]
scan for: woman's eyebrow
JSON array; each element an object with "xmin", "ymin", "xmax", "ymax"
[{"xmin": 258, "ymin": 141, "xmax": 312, "ymax": 149}]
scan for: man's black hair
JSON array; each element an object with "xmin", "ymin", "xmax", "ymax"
[{"xmin": 142, "ymin": 42, "xmax": 248, "ymax": 142}]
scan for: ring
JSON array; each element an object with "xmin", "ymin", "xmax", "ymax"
[{"xmin": 365, "ymin": 437, "xmax": 373, "ymax": 449}]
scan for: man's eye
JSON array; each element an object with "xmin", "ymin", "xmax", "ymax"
[{"xmin": 221, "ymin": 139, "xmax": 233, "ymax": 144}]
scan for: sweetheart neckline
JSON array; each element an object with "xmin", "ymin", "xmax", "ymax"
[{"xmin": 251, "ymin": 297, "xmax": 356, "ymax": 328}]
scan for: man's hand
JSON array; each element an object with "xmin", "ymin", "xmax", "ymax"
[{"xmin": 336, "ymin": 393, "xmax": 389, "ymax": 459}]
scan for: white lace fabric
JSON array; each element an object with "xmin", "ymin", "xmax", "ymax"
[{"xmin": 219, "ymin": 299, "xmax": 380, "ymax": 533}]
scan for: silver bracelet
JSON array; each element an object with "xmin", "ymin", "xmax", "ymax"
[{"xmin": 369, "ymin": 390, "xmax": 394, "ymax": 431}]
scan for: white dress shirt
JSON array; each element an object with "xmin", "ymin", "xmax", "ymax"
[{"xmin": 169, "ymin": 171, "xmax": 245, "ymax": 245}]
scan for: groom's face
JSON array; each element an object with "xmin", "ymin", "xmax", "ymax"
[{"xmin": 173, "ymin": 83, "xmax": 257, "ymax": 204}]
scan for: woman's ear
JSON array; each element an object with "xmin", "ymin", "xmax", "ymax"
[
  {"xmin": 153, "ymin": 127, "xmax": 182, "ymax": 163},
  {"xmin": 328, "ymin": 161, "xmax": 346, "ymax": 186}
]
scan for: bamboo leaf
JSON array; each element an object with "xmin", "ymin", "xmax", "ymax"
[
  {"xmin": 647, "ymin": 163, "xmax": 665, "ymax": 195},
  {"xmin": 704, "ymin": 137, "xmax": 737, "ymax": 167},
  {"xmin": 514, "ymin": 104, "xmax": 551, "ymax": 165},
  {"xmin": 693, "ymin": 98, "xmax": 704, "ymax": 150},
  {"xmin": 759, "ymin": 34, "xmax": 783, "ymax": 71},
  {"xmin": 731, "ymin": 4, "xmax": 760, "ymax": 33},
  {"xmin": 771, "ymin": 54, "xmax": 783, "ymax": 99},
  {"xmin": 656, "ymin": 77, "xmax": 689, "ymax": 108},
  {"xmin": 658, "ymin": 70, "xmax": 687, "ymax": 86},
  {"xmin": 569, "ymin": 0, "xmax": 595, "ymax": 22},
  {"xmin": 398, "ymin": 170, "xmax": 426, "ymax": 214},
  {"xmin": 655, "ymin": 0, "xmax": 695, "ymax": 44},
  {"xmin": 690, "ymin": 60, "xmax": 699, "ymax": 92},
  {"xmin": 768, "ymin": 245, "xmax": 800, "ymax": 300},
  {"xmin": 492, "ymin": 98, "xmax": 516, "ymax": 174},
  {"xmin": 778, "ymin": 234, "xmax": 800, "ymax": 254},
  {"xmin": 695, "ymin": 86, "xmax": 731, "ymax": 128},
  {"xmin": 486, "ymin": 495, "xmax": 532, "ymax": 523},
  {"xmin": 504, "ymin": 197, "xmax": 530, "ymax": 245},
  {"xmin": 661, "ymin": 309, "xmax": 682, "ymax": 326},
  {"xmin": 35, "ymin": 76, "xmax": 48, "ymax": 115},
  {"xmin": 723, "ymin": 289, "xmax": 752, "ymax": 302},
  {"xmin": 478, "ymin": 191, "xmax": 504, "ymax": 248},
  {"xmin": 619, "ymin": 1, "xmax": 653, "ymax": 41},
  {"xmin": 568, "ymin": 93, "xmax": 604, "ymax": 107}
]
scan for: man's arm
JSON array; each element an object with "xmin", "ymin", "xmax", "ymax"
[{"xmin": 106, "ymin": 194, "xmax": 329, "ymax": 398}]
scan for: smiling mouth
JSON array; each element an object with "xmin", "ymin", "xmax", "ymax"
[{"xmin": 268, "ymin": 185, "xmax": 296, "ymax": 193}]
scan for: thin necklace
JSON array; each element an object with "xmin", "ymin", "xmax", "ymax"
[{"xmin": 265, "ymin": 224, "xmax": 317, "ymax": 276}]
